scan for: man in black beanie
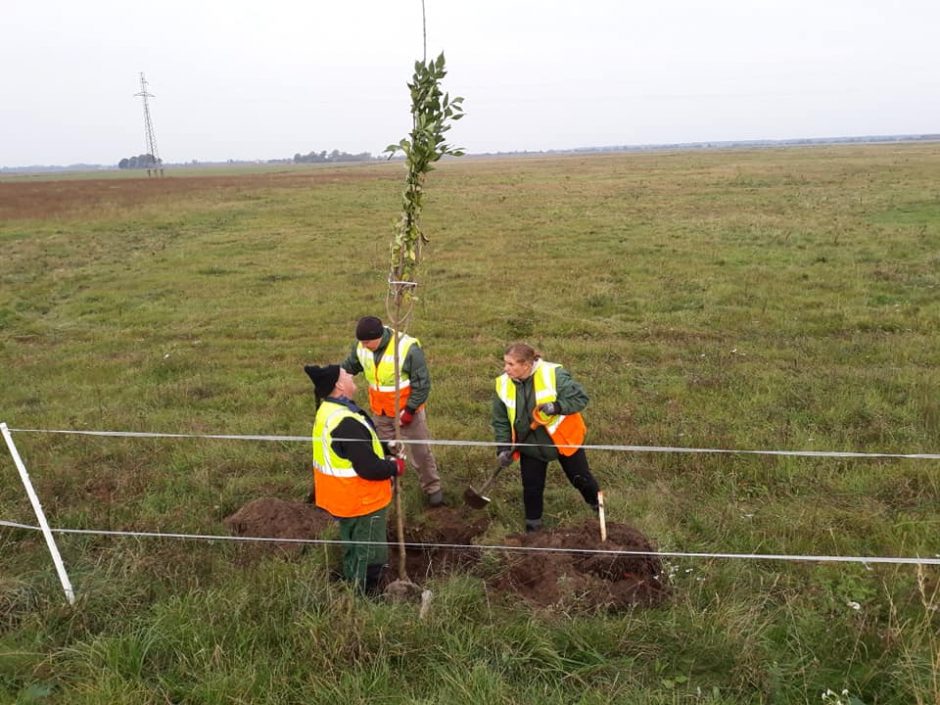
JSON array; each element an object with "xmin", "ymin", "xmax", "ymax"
[
  {"xmin": 341, "ymin": 316, "xmax": 444, "ymax": 506},
  {"xmin": 304, "ymin": 363, "xmax": 405, "ymax": 595}
]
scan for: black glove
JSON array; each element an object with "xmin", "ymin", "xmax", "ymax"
[
  {"xmin": 497, "ymin": 450, "xmax": 514, "ymax": 468},
  {"xmin": 538, "ymin": 402, "xmax": 560, "ymax": 416}
]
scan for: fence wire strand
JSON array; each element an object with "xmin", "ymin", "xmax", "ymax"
[
  {"xmin": 7, "ymin": 427, "xmax": 940, "ymax": 460},
  {"xmin": 3, "ymin": 426, "xmax": 939, "ymax": 571},
  {"xmin": 2, "ymin": 519, "xmax": 938, "ymax": 566}
]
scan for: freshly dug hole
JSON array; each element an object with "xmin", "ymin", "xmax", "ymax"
[{"xmin": 225, "ymin": 500, "xmax": 668, "ymax": 611}]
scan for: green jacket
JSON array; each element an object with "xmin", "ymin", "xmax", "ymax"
[
  {"xmin": 340, "ymin": 327, "xmax": 432, "ymax": 411},
  {"xmin": 491, "ymin": 363, "xmax": 589, "ymax": 463}
]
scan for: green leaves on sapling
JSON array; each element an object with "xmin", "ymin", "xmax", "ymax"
[{"xmin": 386, "ymin": 52, "xmax": 465, "ymax": 302}]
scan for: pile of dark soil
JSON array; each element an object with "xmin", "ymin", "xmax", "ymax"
[
  {"xmin": 223, "ymin": 497, "xmax": 333, "ymax": 556},
  {"xmin": 490, "ymin": 521, "xmax": 670, "ymax": 610}
]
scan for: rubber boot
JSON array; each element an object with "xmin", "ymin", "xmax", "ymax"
[
  {"xmin": 364, "ymin": 564, "xmax": 386, "ymax": 597},
  {"xmin": 525, "ymin": 518, "xmax": 542, "ymax": 533}
]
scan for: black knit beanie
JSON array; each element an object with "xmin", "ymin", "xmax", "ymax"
[
  {"xmin": 304, "ymin": 364, "xmax": 340, "ymax": 398},
  {"xmin": 355, "ymin": 316, "xmax": 384, "ymax": 341}
]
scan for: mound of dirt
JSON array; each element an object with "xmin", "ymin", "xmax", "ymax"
[
  {"xmin": 490, "ymin": 521, "xmax": 670, "ymax": 611},
  {"xmin": 223, "ymin": 497, "xmax": 333, "ymax": 555}
]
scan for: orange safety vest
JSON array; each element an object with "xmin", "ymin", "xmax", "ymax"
[
  {"xmin": 312, "ymin": 400, "xmax": 392, "ymax": 518},
  {"xmin": 495, "ymin": 359, "xmax": 587, "ymax": 456},
  {"xmin": 356, "ymin": 330, "xmax": 423, "ymax": 416}
]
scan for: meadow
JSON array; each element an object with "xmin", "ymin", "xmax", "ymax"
[{"xmin": 1, "ymin": 144, "xmax": 938, "ymax": 704}]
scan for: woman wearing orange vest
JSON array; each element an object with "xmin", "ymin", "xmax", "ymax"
[
  {"xmin": 304, "ymin": 363, "xmax": 405, "ymax": 595},
  {"xmin": 492, "ymin": 343, "xmax": 600, "ymax": 533}
]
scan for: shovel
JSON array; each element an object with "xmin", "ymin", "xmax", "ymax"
[
  {"xmin": 466, "ymin": 412, "xmax": 545, "ymax": 509},
  {"xmin": 463, "ymin": 459, "xmax": 507, "ymax": 509}
]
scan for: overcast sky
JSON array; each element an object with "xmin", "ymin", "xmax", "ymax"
[{"xmin": 2, "ymin": 0, "xmax": 938, "ymax": 167}]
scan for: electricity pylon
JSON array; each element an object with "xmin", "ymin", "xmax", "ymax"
[{"xmin": 134, "ymin": 72, "xmax": 164, "ymax": 177}]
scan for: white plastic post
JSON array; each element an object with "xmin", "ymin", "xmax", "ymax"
[{"xmin": 1, "ymin": 422, "xmax": 75, "ymax": 605}]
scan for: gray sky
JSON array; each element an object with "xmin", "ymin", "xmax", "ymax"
[{"xmin": 2, "ymin": 0, "xmax": 938, "ymax": 167}]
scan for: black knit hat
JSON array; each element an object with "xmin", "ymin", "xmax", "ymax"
[
  {"xmin": 304, "ymin": 364, "xmax": 340, "ymax": 398},
  {"xmin": 355, "ymin": 316, "xmax": 384, "ymax": 341}
]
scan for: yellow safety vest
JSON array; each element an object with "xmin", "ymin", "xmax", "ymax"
[
  {"xmin": 495, "ymin": 359, "xmax": 586, "ymax": 457},
  {"xmin": 356, "ymin": 330, "xmax": 421, "ymax": 416},
  {"xmin": 312, "ymin": 400, "xmax": 392, "ymax": 518}
]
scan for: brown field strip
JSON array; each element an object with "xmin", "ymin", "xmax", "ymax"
[{"xmin": 0, "ymin": 166, "xmax": 395, "ymax": 221}]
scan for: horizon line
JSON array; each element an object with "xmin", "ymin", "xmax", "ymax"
[{"xmin": 3, "ymin": 132, "xmax": 939, "ymax": 172}]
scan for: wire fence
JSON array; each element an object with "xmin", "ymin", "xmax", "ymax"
[
  {"xmin": 8, "ymin": 426, "xmax": 940, "ymax": 460},
  {"xmin": 3, "ymin": 423, "xmax": 939, "ymax": 605},
  {"xmin": 2, "ymin": 518, "xmax": 938, "ymax": 566}
]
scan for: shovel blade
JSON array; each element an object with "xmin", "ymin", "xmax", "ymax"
[{"xmin": 463, "ymin": 486, "xmax": 490, "ymax": 509}]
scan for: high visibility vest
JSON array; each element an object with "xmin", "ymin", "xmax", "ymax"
[
  {"xmin": 495, "ymin": 359, "xmax": 587, "ymax": 457},
  {"xmin": 312, "ymin": 400, "xmax": 392, "ymax": 518},
  {"xmin": 356, "ymin": 330, "xmax": 422, "ymax": 416}
]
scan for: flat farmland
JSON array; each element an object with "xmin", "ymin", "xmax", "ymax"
[{"xmin": 1, "ymin": 145, "xmax": 938, "ymax": 704}]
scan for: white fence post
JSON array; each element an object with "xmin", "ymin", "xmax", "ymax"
[{"xmin": 1, "ymin": 422, "xmax": 75, "ymax": 606}]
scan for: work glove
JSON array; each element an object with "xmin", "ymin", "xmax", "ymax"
[
  {"xmin": 399, "ymin": 408, "xmax": 415, "ymax": 426},
  {"xmin": 538, "ymin": 402, "xmax": 560, "ymax": 416},
  {"xmin": 387, "ymin": 440, "xmax": 406, "ymax": 458},
  {"xmin": 497, "ymin": 450, "xmax": 514, "ymax": 468},
  {"xmin": 388, "ymin": 456, "xmax": 406, "ymax": 477}
]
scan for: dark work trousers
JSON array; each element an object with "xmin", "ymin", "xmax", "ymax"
[
  {"xmin": 337, "ymin": 506, "xmax": 389, "ymax": 593},
  {"xmin": 519, "ymin": 448, "xmax": 600, "ymax": 521}
]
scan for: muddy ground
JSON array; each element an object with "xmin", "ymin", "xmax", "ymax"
[
  {"xmin": 225, "ymin": 497, "xmax": 669, "ymax": 611},
  {"xmin": 0, "ymin": 168, "xmax": 392, "ymax": 221}
]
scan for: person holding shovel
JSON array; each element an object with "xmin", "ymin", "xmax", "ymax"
[
  {"xmin": 492, "ymin": 343, "xmax": 600, "ymax": 533},
  {"xmin": 340, "ymin": 316, "xmax": 444, "ymax": 507},
  {"xmin": 304, "ymin": 363, "xmax": 405, "ymax": 596}
]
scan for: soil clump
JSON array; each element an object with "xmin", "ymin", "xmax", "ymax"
[
  {"xmin": 223, "ymin": 497, "xmax": 333, "ymax": 556},
  {"xmin": 490, "ymin": 521, "xmax": 670, "ymax": 611}
]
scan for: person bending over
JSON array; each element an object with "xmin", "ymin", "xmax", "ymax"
[{"xmin": 492, "ymin": 343, "xmax": 600, "ymax": 532}]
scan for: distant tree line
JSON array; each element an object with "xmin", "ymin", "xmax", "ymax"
[
  {"xmin": 118, "ymin": 154, "xmax": 161, "ymax": 169},
  {"xmin": 293, "ymin": 149, "xmax": 375, "ymax": 164}
]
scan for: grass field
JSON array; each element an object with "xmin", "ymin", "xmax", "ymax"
[{"xmin": 1, "ymin": 144, "xmax": 939, "ymax": 704}]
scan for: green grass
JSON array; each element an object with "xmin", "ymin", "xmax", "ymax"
[{"xmin": 2, "ymin": 144, "xmax": 939, "ymax": 704}]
